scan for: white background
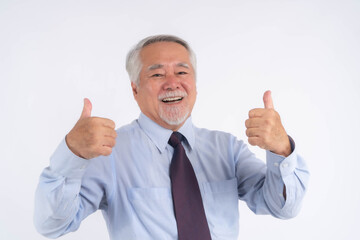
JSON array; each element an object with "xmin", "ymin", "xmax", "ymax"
[{"xmin": 1, "ymin": 0, "xmax": 359, "ymax": 239}]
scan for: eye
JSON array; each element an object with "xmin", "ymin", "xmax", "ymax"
[
  {"xmin": 177, "ymin": 71, "xmax": 188, "ymax": 75},
  {"xmin": 151, "ymin": 73, "xmax": 163, "ymax": 77}
]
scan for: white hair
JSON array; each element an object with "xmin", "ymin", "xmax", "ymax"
[{"xmin": 125, "ymin": 35, "xmax": 197, "ymax": 86}]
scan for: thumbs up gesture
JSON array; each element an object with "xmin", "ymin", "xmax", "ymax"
[
  {"xmin": 66, "ymin": 98, "xmax": 117, "ymax": 159},
  {"xmin": 245, "ymin": 91, "xmax": 291, "ymax": 157}
]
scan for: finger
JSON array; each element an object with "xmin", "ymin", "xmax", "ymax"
[
  {"xmin": 248, "ymin": 137, "xmax": 265, "ymax": 148},
  {"xmin": 248, "ymin": 108, "xmax": 266, "ymax": 118},
  {"xmin": 263, "ymin": 90, "xmax": 274, "ymax": 109},
  {"xmin": 245, "ymin": 118, "xmax": 264, "ymax": 128},
  {"xmin": 102, "ymin": 136, "xmax": 116, "ymax": 148},
  {"xmin": 80, "ymin": 98, "xmax": 92, "ymax": 119},
  {"xmin": 93, "ymin": 136, "xmax": 116, "ymax": 152},
  {"xmin": 91, "ymin": 117, "xmax": 116, "ymax": 129},
  {"xmin": 245, "ymin": 128, "xmax": 262, "ymax": 138},
  {"xmin": 102, "ymin": 118, "xmax": 116, "ymax": 129},
  {"xmin": 103, "ymin": 128, "xmax": 118, "ymax": 138},
  {"xmin": 99, "ymin": 146, "xmax": 113, "ymax": 156}
]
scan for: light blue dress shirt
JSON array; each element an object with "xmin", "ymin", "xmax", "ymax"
[{"xmin": 34, "ymin": 113, "xmax": 309, "ymax": 239}]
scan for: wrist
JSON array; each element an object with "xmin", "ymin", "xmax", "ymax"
[
  {"xmin": 273, "ymin": 137, "xmax": 292, "ymax": 157},
  {"xmin": 65, "ymin": 134, "xmax": 85, "ymax": 159}
]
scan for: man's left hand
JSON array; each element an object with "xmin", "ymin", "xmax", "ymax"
[{"xmin": 245, "ymin": 90, "xmax": 291, "ymax": 157}]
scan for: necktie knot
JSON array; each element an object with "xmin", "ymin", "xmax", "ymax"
[{"xmin": 168, "ymin": 132, "xmax": 183, "ymax": 148}]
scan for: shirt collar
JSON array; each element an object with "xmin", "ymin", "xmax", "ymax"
[{"xmin": 137, "ymin": 113, "xmax": 195, "ymax": 153}]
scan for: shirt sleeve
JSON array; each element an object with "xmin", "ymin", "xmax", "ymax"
[
  {"xmin": 235, "ymin": 136, "xmax": 309, "ymax": 219},
  {"xmin": 33, "ymin": 138, "xmax": 113, "ymax": 238}
]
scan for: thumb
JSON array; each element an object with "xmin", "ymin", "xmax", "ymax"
[
  {"xmin": 80, "ymin": 98, "xmax": 92, "ymax": 119},
  {"xmin": 263, "ymin": 90, "xmax": 274, "ymax": 109}
]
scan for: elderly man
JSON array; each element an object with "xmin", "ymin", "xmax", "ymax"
[{"xmin": 34, "ymin": 35, "xmax": 309, "ymax": 240}]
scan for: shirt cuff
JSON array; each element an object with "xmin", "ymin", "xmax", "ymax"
[
  {"xmin": 266, "ymin": 136, "xmax": 297, "ymax": 177},
  {"xmin": 50, "ymin": 138, "xmax": 90, "ymax": 179}
]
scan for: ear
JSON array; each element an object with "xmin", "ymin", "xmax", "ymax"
[{"xmin": 131, "ymin": 82, "xmax": 138, "ymax": 97}]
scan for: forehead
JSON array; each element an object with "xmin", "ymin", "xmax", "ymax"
[{"xmin": 140, "ymin": 42, "xmax": 191, "ymax": 67}]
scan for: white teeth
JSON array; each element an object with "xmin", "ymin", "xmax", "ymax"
[{"xmin": 162, "ymin": 97, "xmax": 183, "ymax": 102}]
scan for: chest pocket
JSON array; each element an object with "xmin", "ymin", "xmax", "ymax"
[
  {"xmin": 202, "ymin": 178, "xmax": 239, "ymax": 239},
  {"xmin": 128, "ymin": 187, "xmax": 177, "ymax": 239},
  {"xmin": 128, "ymin": 178, "xmax": 239, "ymax": 240}
]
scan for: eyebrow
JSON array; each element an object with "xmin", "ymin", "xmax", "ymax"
[
  {"xmin": 148, "ymin": 64, "xmax": 164, "ymax": 70},
  {"xmin": 147, "ymin": 62, "xmax": 190, "ymax": 71},
  {"xmin": 177, "ymin": 63, "xmax": 190, "ymax": 68}
]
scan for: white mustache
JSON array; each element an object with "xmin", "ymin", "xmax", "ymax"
[{"xmin": 158, "ymin": 90, "xmax": 187, "ymax": 100}]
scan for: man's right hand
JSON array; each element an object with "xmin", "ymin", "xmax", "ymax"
[{"xmin": 66, "ymin": 98, "xmax": 117, "ymax": 159}]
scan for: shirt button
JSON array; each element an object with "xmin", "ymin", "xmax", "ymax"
[
  {"xmin": 281, "ymin": 163, "xmax": 289, "ymax": 168},
  {"xmin": 274, "ymin": 162, "xmax": 279, "ymax": 167}
]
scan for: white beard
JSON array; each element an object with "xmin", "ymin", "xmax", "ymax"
[
  {"xmin": 158, "ymin": 90, "xmax": 189, "ymax": 126},
  {"xmin": 159, "ymin": 104, "xmax": 190, "ymax": 126}
]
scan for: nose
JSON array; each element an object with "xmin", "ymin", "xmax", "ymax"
[{"xmin": 163, "ymin": 74, "xmax": 180, "ymax": 91}]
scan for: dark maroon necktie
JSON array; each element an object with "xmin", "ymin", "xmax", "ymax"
[{"xmin": 168, "ymin": 132, "xmax": 212, "ymax": 240}]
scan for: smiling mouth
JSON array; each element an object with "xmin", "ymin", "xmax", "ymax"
[{"xmin": 162, "ymin": 97, "xmax": 184, "ymax": 103}]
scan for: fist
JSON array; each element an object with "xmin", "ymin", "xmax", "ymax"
[
  {"xmin": 245, "ymin": 91, "xmax": 291, "ymax": 157},
  {"xmin": 66, "ymin": 98, "xmax": 117, "ymax": 159}
]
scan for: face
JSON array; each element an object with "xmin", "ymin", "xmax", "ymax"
[{"xmin": 132, "ymin": 41, "xmax": 197, "ymax": 131}]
